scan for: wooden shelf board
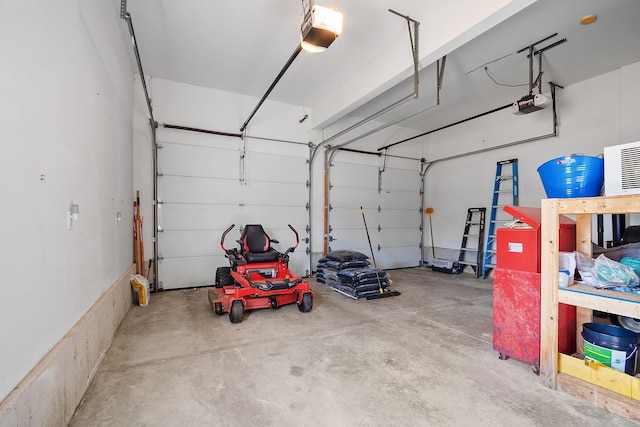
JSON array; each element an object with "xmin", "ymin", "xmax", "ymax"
[
  {"xmin": 555, "ymin": 195, "xmax": 640, "ymax": 215},
  {"xmin": 559, "ymin": 283, "xmax": 640, "ymax": 318}
]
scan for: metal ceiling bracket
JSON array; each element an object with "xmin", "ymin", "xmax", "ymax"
[
  {"xmin": 120, "ymin": 0, "xmax": 127, "ymax": 19},
  {"xmin": 517, "ymin": 33, "xmax": 566, "ymax": 96},
  {"xmin": 437, "ymin": 55, "xmax": 447, "ymax": 104},
  {"xmin": 389, "ymin": 9, "xmax": 420, "ymax": 98}
]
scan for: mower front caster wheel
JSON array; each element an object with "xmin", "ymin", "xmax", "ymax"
[
  {"xmin": 229, "ymin": 300, "xmax": 244, "ymax": 323},
  {"xmin": 214, "ymin": 302, "xmax": 223, "ymax": 316},
  {"xmin": 298, "ymin": 292, "xmax": 313, "ymax": 313}
]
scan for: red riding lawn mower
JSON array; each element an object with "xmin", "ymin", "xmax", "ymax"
[{"xmin": 208, "ymin": 224, "xmax": 314, "ymax": 323}]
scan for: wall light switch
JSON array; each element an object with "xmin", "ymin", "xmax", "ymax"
[{"xmin": 68, "ymin": 202, "xmax": 79, "ymax": 230}]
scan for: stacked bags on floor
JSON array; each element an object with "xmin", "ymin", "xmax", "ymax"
[{"xmin": 316, "ymin": 250, "xmax": 391, "ymax": 299}]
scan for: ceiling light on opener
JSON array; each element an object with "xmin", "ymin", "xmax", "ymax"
[{"xmin": 301, "ymin": 3, "xmax": 343, "ymax": 53}]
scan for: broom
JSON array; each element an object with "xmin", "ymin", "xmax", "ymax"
[{"xmin": 360, "ymin": 206, "xmax": 383, "ymax": 294}]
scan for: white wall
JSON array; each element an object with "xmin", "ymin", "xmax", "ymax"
[
  {"xmin": 419, "ymin": 61, "xmax": 640, "ymax": 256},
  {"xmin": 0, "ymin": 0, "xmax": 134, "ymax": 403}
]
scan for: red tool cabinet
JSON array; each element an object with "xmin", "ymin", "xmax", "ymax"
[{"xmin": 493, "ymin": 206, "xmax": 577, "ymax": 368}]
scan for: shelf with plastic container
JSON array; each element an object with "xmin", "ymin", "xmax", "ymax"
[{"xmin": 540, "ymin": 195, "xmax": 640, "ymax": 422}]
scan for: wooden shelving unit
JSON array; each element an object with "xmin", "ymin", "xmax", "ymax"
[{"xmin": 540, "ymin": 195, "xmax": 640, "ymax": 421}]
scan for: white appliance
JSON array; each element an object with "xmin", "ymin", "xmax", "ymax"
[{"xmin": 604, "ymin": 140, "xmax": 640, "ymax": 196}]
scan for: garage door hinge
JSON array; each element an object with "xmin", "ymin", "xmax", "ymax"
[
  {"xmin": 157, "ymin": 225, "xmax": 163, "ymax": 232},
  {"xmin": 239, "ymin": 202, "xmax": 245, "ymax": 208},
  {"xmin": 303, "ymin": 237, "xmax": 309, "ymax": 243},
  {"xmin": 156, "ymin": 144, "xmax": 163, "ymax": 149},
  {"xmin": 305, "ymin": 247, "xmax": 310, "ymax": 255},
  {"xmin": 328, "ymin": 225, "xmax": 333, "ymax": 233},
  {"xmin": 329, "ymin": 235, "xmax": 336, "ymax": 241},
  {"xmin": 306, "ymin": 202, "xmax": 310, "ymax": 211},
  {"xmin": 378, "ymin": 225, "xmax": 381, "ymax": 232},
  {"xmin": 378, "ymin": 205, "xmax": 381, "ymax": 213},
  {"xmin": 305, "ymin": 224, "xmax": 310, "ymax": 233},
  {"xmin": 418, "ymin": 242, "xmax": 423, "ymax": 248},
  {"xmin": 306, "ymin": 180, "xmax": 310, "ymax": 188},
  {"xmin": 156, "ymin": 171, "xmax": 163, "ymax": 177},
  {"xmin": 419, "ymin": 188, "xmax": 424, "ymax": 195},
  {"xmin": 157, "ymin": 254, "xmax": 164, "ymax": 263},
  {"xmin": 377, "ymin": 244, "xmax": 381, "ymax": 252},
  {"xmin": 153, "ymin": 199, "xmax": 163, "ymax": 206}
]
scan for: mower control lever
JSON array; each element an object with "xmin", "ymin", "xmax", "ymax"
[
  {"xmin": 221, "ymin": 224, "xmax": 235, "ymax": 252},
  {"xmin": 283, "ymin": 224, "xmax": 299, "ymax": 258}
]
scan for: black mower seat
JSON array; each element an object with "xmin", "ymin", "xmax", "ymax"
[{"xmin": 241, "ymin": 224, "xmax": 279, "ymax": 263}]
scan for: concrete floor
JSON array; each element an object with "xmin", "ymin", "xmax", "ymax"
[{"xmin": 70, "ymin": 268, "xmax": 638, "ymax": 426}]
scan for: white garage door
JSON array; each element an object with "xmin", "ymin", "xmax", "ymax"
[
  {"xmin": 156, "ymin": 133, "xmax": 310, "ymax": 290},
  {"xmin": 328, "ymin": 154, "xmax": 422, "ymax": 269}
]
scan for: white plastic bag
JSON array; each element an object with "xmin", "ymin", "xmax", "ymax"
[
  {"xmin": 576, "ymin": 252, "xmax": 639, "ymax": 289},
  {"xmin": 130, "ymin": 274, "xmax": 150, "ymax": 306}
]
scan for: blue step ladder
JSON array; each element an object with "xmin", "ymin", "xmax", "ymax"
[{"xmin": 483, "ymin": 159, "xmax": 519, "ymax": 278}]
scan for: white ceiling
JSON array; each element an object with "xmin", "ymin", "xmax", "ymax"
[{"xmin": 127, "ymin": 0, "xmax": 640, "ymax": 137}]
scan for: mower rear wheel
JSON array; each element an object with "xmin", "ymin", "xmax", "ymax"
[
  {"xmin": 229, "ymin": 300, "xmax": 244, "ymax": 323},
  {"xmin": 298, "ymin": 292, "xmax": 313, "ymax": 313},
  {"xmin": 214, "ymin": 302, "xmax": 223, "ymax": 316},
  {"xmin": 215, "ymin": 267, "xmax": 234, "ymax": 288}
]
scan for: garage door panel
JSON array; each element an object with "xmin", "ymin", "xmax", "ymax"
[
  {"xmin": 159, "ymin": 143, "xmax": 239, "ymax": 178},
  {"xmin": 247, "ymin": 153, "xmax": 308, "ymax": 183},
  {"xmin": 379, "ymin": 228, "xmax": 420, "ymax": 248},
  {"xmin": 331, "ymin": 163, "xmax": 377, "ymax": 188},
  {"xmin": 330, "ymin": 188, "xmax": 379, "ymax": 207},
  {"xmin": 159, "ymin": 176, "xmax": 241, "ymax": 205},
  {"xmin": 328, "ymin": 156, "xmax": 421, "ymax": 270},
  {"xmin": 381, "ymin": 168, "xmax": 421, "ymax": 192},
  {"xmin": 330, "ymin": 227, "xmax": 377, "ymax": 251},
  {"xmin": 159, "ymin": 230, "xmax": 218, "ymax": 258},
  {"xmin": 330, "ymin": 207, "xmax": 379, "ymax": 230},
  {"xmin": 158, "ymin": 256, "xmax": 218, "ymax": 289},
  {"xmin": 239, "ymin": 181, "xmax": 308, "ymax": 206},
  {"xmin": 378, "ymin": 247, "xmax": 421, "ymax": 269},
  {"xmin": 379, "ymin": 209, "xmax": 421, "ymax": 227},
  {"xmin": 379, "ymin": 190, "xmax": 420, "ymax": 209},
  {"xmin": 160, "ymin": 203, "xmax": 221, "ymax": 230},
  {"xmin": 157, "ymin": 136, "xmax": 311, "ymax": 289},
  {"xmin": 223, "ymin": 211, "xmax": 308, "ymax": 234}
]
